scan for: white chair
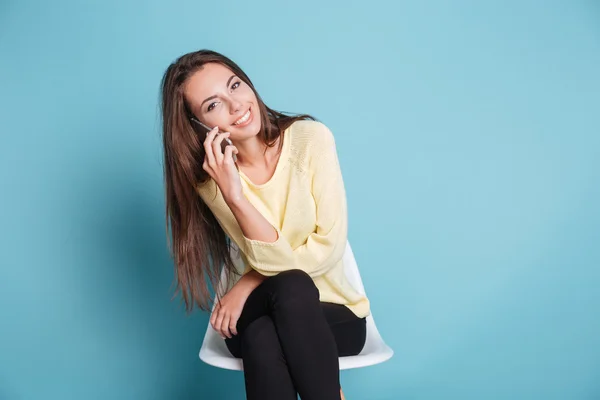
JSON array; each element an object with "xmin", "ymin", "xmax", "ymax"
[{"xmin": 199, "ymin": 240, "xmax": 393, "ymax": 371}]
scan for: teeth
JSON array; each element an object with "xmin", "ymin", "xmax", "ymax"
[{"xmin": 234, "ymin": 109, "xmax": 251, "ymax": 125}]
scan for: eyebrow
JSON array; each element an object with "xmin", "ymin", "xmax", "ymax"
[{"xmin": 200, "ymin": 75, "xmax": 236, "ymax": 108}]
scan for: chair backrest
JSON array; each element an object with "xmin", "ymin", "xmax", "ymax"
[{"xmin": 340, "ymin": 241, "xmax": 366, "ymax": 296}]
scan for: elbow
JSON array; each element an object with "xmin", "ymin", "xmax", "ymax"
[
  {"xmin": 304, "ymin": 262, "xmax": 336, "ymax": 278},
  {"xmin": 306, "ymin": 241, "xmax": 347, "ymax": 278}
]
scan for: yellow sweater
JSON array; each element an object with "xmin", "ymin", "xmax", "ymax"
[{"xmin": 195, "ymin": 120, "xmax": 370, "ymax": 318}]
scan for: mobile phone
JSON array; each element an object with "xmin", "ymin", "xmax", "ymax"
[{"xmin": 191, "ymin": 118, "xmax": 237, "ymax": 162}]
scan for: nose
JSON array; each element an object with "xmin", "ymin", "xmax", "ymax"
[{"xmin": 229, "ymin": 97, "xmax": 243, "ymax": 114}]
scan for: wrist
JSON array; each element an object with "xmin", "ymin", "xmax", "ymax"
[{"xmin": 225, "ymin": 193, "xmax": 247, "ymax": 209}]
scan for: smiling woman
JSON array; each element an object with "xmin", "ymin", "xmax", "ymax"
[{"xmin": 159, "ymin": 49, "xmax": 369, "ymax": 400}]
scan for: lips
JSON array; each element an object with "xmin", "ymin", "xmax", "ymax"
[{"xmin": 233, "ymin": 107, "xmax": 253, "ymax": 127}]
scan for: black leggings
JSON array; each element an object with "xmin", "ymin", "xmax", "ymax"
[{"xmin": 224, "ymin": 269, "xmax": 366, "ymax": 400}]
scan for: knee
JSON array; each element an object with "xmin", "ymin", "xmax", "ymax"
[{"xmin": 269, "ymin": 269, "xmax": 319, "ymax": 305}]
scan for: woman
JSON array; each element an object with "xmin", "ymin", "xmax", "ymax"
[{"xmin": 160, "ymin": 49, "xmax": 370, "ymax": 400}]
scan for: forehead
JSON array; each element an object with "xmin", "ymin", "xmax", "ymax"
[{"xmin": 185, "ymin": 63, "xmax": 234, "ymax": 104}]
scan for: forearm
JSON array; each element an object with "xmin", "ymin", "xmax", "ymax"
[
  {"xmin": 231, "ymin": 269, "xmax": 266, "ymax": 296},
  {"xmin": 226, "ymin": 195, "xmax": 279, "ymax": 243}
]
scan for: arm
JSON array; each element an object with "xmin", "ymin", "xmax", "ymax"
[
  {"xmin": 228, "ymin": 269, "xmax": 266, "ymax": 297},
  {"xmin": 200, "ymin": 126, "xmax": 280, "ymax": 245},
  {"xmin": 226, "ymin": 195, "xmax": 280, "ymax": 244},
  {"xmin": 197, "ymin": 125, "xmax": 283, "ymax": 273}
]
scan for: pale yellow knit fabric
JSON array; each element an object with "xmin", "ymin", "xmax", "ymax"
[{"xmin": 195, "ymin": 120, "xmax": 370, "ymax": 318}]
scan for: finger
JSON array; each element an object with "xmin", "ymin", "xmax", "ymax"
[
  {"xmin": 214, "ymin": 308, "xmax": 226, "ymax": 337},
  {"xmin": 210, "ymin": 312, "xmax": 217, "ymax": 331},
  {"xmin": 223, "ymin": 144, "xmax": 238, "ymax": 165},
  {"xmin": 209, "ymin": 302, "xmax": 220, "ymax": 329},
  {"xmin": 203, "ymin": 126, "xmax": 220, "ymax": 167},
  {"xmin": 202, "ymin": 159, "xmax": 214, "ymax": 177},
  {"xmin": 221, "ymin": 312, "xmax": 232, "ymax": 339},
  {"xmin": 229, "ymin": 313, "xmax": 239, "ymax": 336},
  {"xmin": 212, "ymin": 132, "xmax": 230, "ymax": 163},
  {"xmin": 205, "ymin": 125, "xmax": 220, "ymax": 141}
]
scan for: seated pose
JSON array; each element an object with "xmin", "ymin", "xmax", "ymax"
[{"xmin": 160, "ymin": 49, "xmax": 370, "ymax": 400}]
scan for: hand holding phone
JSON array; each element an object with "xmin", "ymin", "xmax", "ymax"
[
  {"xmin": 192, "ymin": 118, "xmax": 241, "ymax": 203},
  {"xmin": 191, "ymin": 118, "xmax": 237, "ymax": 162}
]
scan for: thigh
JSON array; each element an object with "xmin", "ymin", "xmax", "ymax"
[
  {"xmin": 321, "ymin": 302, "xmax": 367, "ymax": 357},
  {"xmin": 225, "ymin": 275, "xmax": 367, "ymax": 358}
]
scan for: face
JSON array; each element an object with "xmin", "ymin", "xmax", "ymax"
[{"xmin": 184, "ymin": 62, "xmax": 261, "ymax": 140}]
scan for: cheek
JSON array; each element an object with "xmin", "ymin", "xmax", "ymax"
[
  {"xmin": 244, "ymin": 89, "xmax": 260, "ymax": 116},
  {"xmin": 203, "ymin": 110, "xmax": 227, "ymax": 127},
  {"xmin": 243, "ymin": 86, "xmax": 257, "ymax": 101}
]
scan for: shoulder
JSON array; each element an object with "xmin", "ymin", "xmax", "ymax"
[
  {"xmin": 286, "ymin": 120, "xmax": 340, "ymax": 175},
  {"xmin": 289, "ymin": 119, "xmax": 335, "ymax": 141},
  {"xmin": 287, "ymin": 119, "xmax": 337, "ymax": 156}
]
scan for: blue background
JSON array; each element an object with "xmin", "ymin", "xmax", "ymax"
[{"xmin": 1, "ymin": 1, "xmax": 599, "ymax": 399}]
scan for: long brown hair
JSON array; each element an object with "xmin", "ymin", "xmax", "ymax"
[{"xmin": 160, "ymin": 49, "xmax": 317, "ymax": 313}]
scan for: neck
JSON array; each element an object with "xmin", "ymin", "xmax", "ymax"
[{"xmin": 233, "ymin": 135, "xmax": 270, "ymax": 168}]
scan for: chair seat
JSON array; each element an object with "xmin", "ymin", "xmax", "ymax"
[
  {"xmin": 199, "ymin": 241, "xmax": 393, "ymax": 371},
  {"xmin": 199, "ymin": 313, "xmax": 393, "ymax": 371}
]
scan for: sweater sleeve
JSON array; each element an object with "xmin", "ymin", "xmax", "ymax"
[{"xmin": 240, "ymin": 123, "xmax": 348, "ymax": 277}]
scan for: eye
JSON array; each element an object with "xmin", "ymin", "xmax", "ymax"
[{"xmin": 206, "ymin": 81, "xmax": 241, "ymax": 112}]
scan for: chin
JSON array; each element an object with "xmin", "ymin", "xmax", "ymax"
[{"xmin": 244, "ymin": 125, "xmax": 262, "ymax": 139}]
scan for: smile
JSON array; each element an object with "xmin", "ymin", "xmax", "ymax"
[{"xmin": 233, "ymin": 107, "xmax": 253, "ymax": 126}]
